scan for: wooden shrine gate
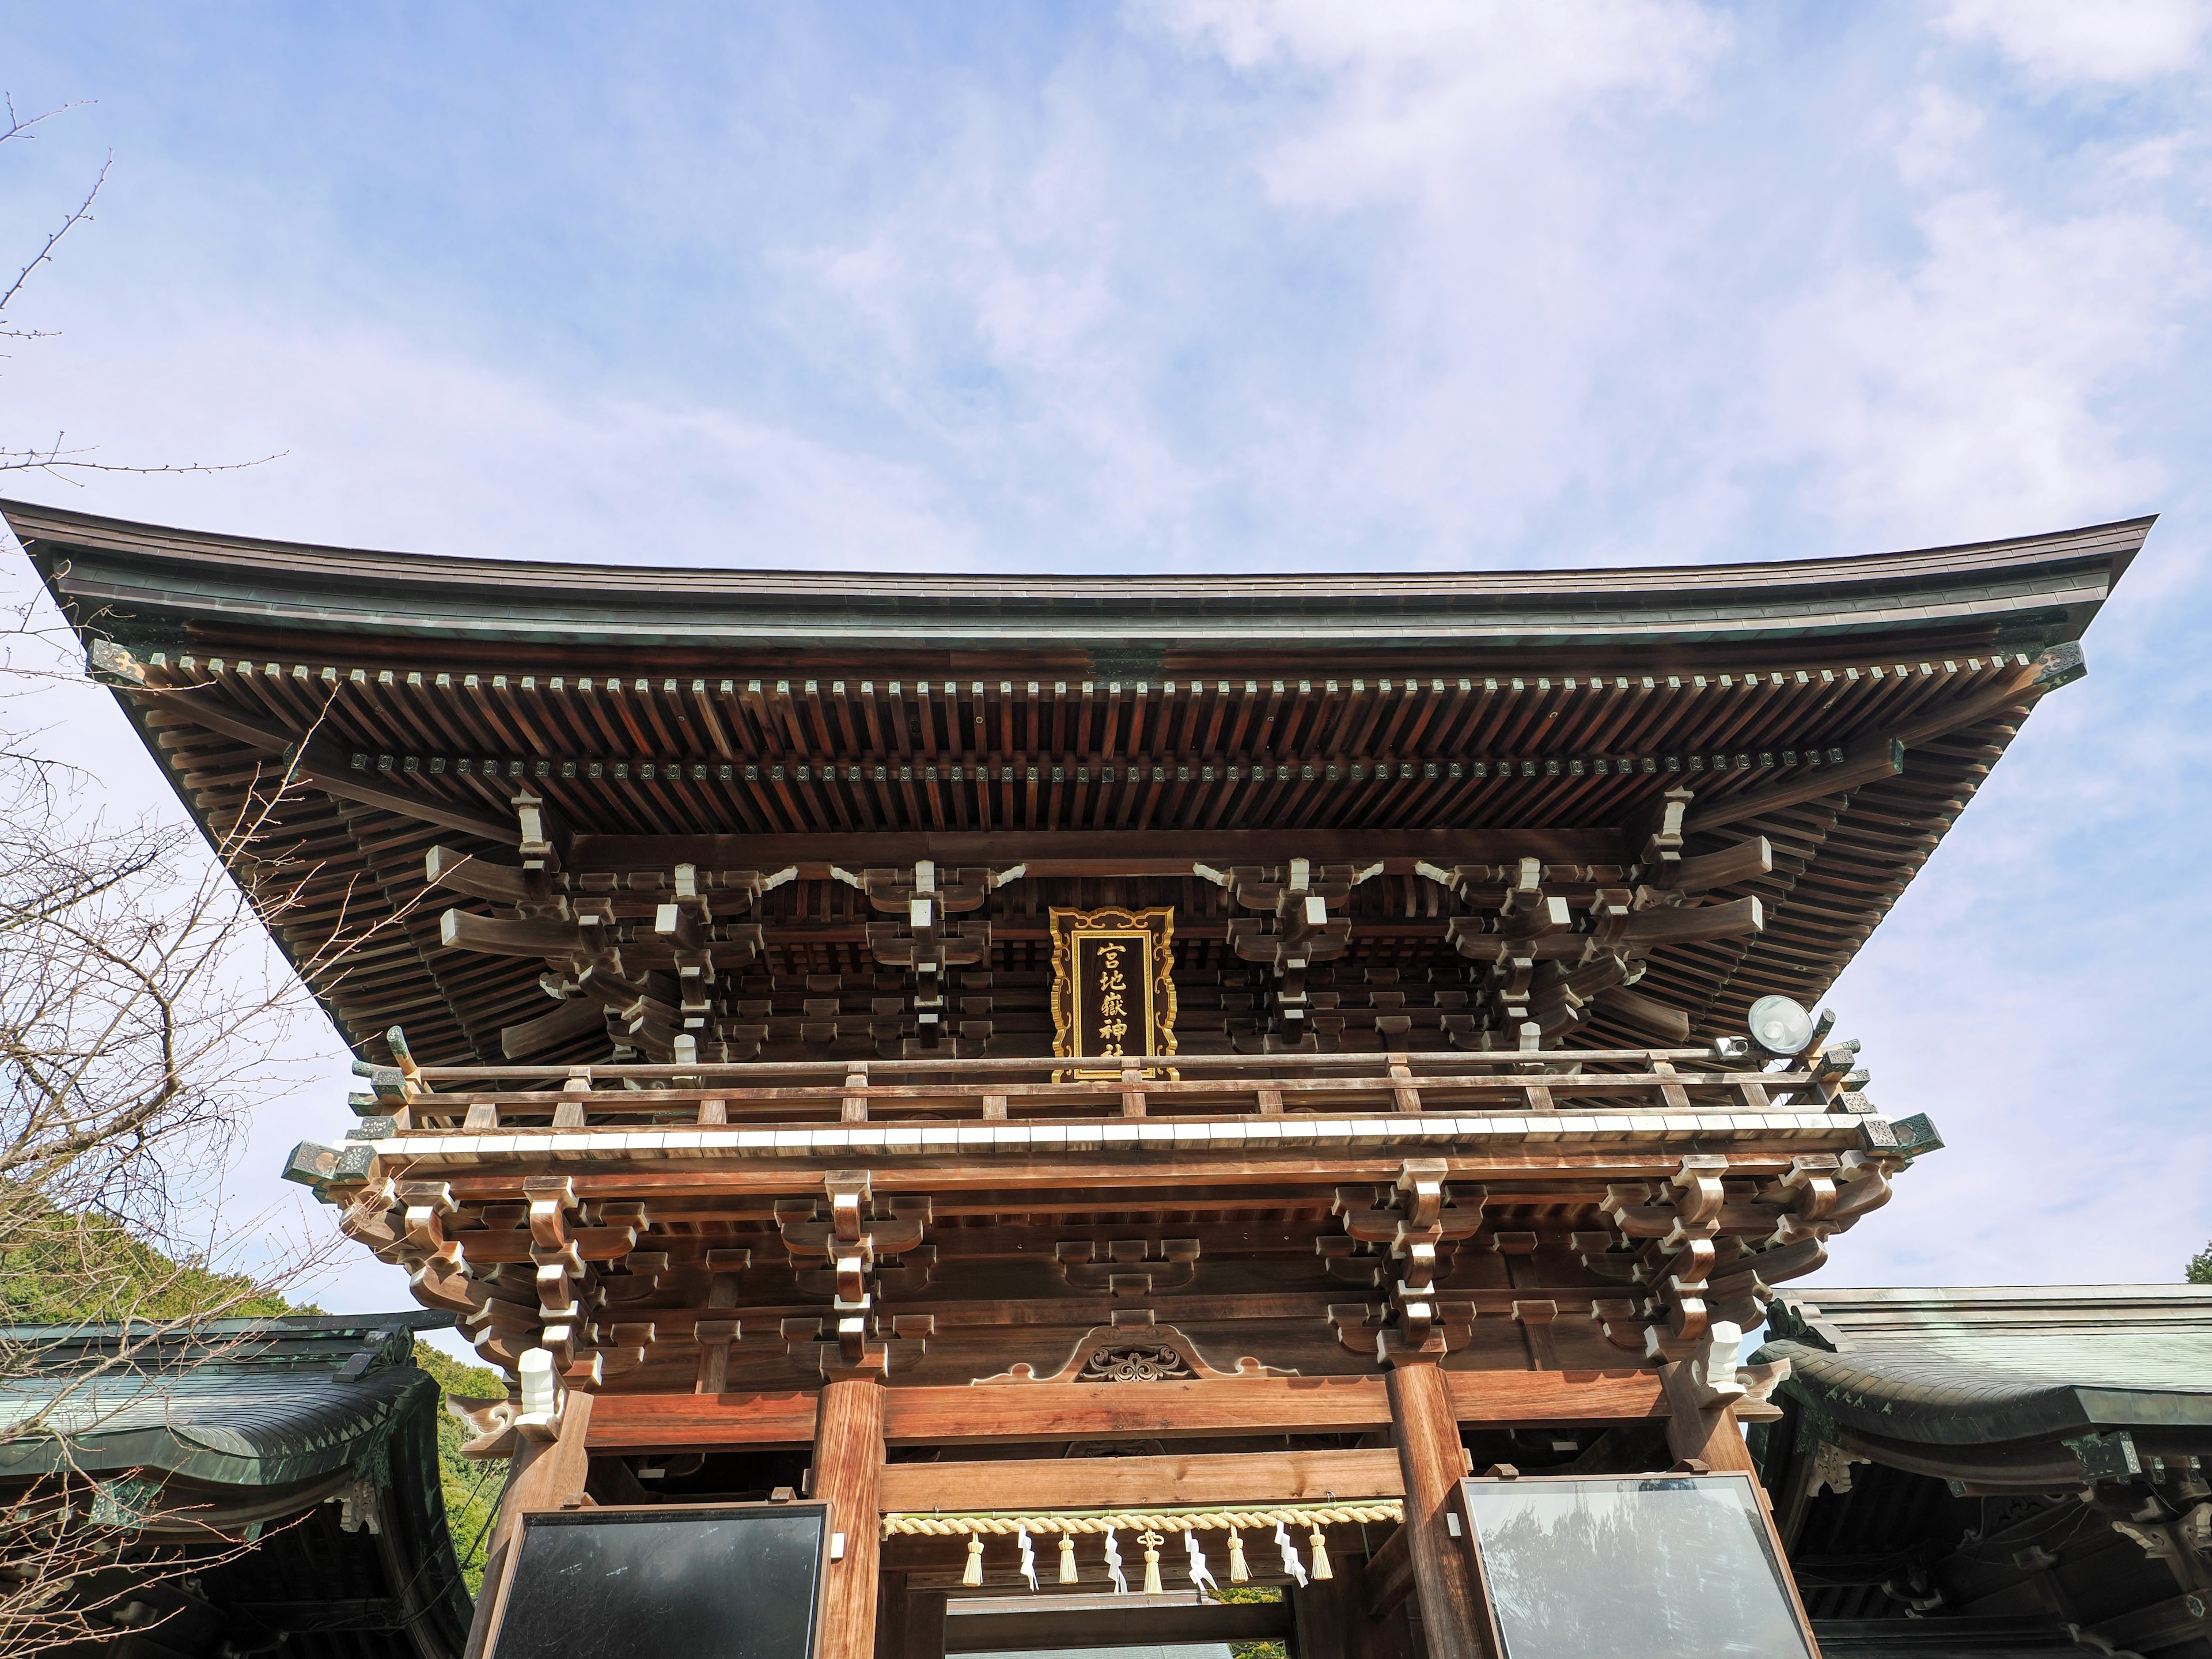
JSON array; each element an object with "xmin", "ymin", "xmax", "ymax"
[
  {"xmin": 467, "ymin": 1313, "xmax": 1771, "ymax": 1659},
  {"xmin": 37, "ymin": 503, "xmax": 2104, "ymax": 1657},
  {"xmin": 313, "ymin": 1040, "xmax": 1883, "ymax": 1659}
]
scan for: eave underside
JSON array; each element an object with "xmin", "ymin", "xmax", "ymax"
[
  {"xmin": 88, "ymin": 632, "xmax": 2043, "ymax": 1066},
  {"xmin": 9, "ymin": 502, "xmax": 2138, "ymax": 1070}
]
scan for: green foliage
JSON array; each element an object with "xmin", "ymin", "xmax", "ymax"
[
  {"xmin": 0, "ymin": 1198, "xmax": 296, "ymax": 1325},
  {"xmin": 412, "ymin": 1339, "xmax": 506, "ymax": 1597},
  {"xmin": 2189, "ymin": 1243, "xmax": 2212, "ymax": 1285},
  {"xmin": 1211, "ymin": 1583, "xmax": 1285, "ymax": 1659}
]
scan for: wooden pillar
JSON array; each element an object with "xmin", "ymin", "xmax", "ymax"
[
  {"xmin": 1660, "ymin": 1361, "xmax": 1756, "ymax": 1474},
  {"xmin": 461, "ymin": 1390, "xmax": 596, "ymax": 1659},
  {"xmin": 902, "ymin": 1588, "xmax": 948, "ymax": 1659},
  {"xmin": 813, "ymin": 1380, "xmax": 888, "ymax": 1659},
  {"xmin": 1293, "ymin": 1550, "xmax": 1380, "ymax": 1659},
  {"xmin": 1385, "ymin": 1359, "xmax": 1483, "ymax": 1659}
]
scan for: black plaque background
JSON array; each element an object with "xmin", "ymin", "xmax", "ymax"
[
  {"xmin": 488, "ymin": 1505, "xmax": 825, "ymax": 1659},
  {"xmin": 1070, "ymin": 930, "xmax": 1152, "ymax": 1060}
]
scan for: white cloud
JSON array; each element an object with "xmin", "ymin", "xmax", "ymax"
[
  {"xmin": 1155, "ymin": 0, "xmax": 1729, "ymax": 209},
  {"xmin": 1892, "ymin": 85, "xmax": 1987, "ymax": 188},
  {"xmin": 1940, "ymin": 0, "xmax": 2211, "ymax": 85},
  {"xmin": 2, "ymin": 300, "xmax": 981, "ymax": 570},
  {"xmin": 1740, "ymin": 187, "xmax": 2199, "ymax": 541}
]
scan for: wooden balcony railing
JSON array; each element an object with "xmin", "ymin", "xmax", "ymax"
[{"xmin": 361, "ymin": 1046, "xmax": 1865, "ymax": 1134}]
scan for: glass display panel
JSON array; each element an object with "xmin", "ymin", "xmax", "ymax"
[
  {"xmin": 1457, "ymin": 1475, "xmax": 1812, "ymax": 1659},
  {"xmin": 488, "ymin": 1504, "xmax": 826, "ymax": 1659}
]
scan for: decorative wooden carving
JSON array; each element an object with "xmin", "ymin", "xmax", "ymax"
[
  {"xmin": 975, "ymin": 1323, "xmax": 1298, "ymax": 1385},
  {"xmin": 1327, "ymin": 1161, "xmax": 1484, "ymax": 1362},
  {"xmin": 1081, "ymin": 1342, "xmax": 1197, "ymax": 1383}
]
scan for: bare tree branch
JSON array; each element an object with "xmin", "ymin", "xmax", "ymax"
[
  {"xmin": 0, "ymin": 94, "xmax": 282, "ymax": 480},
  {"xmin": 0, "ymin": 150, "xmax": 107, "ymax": 316}
]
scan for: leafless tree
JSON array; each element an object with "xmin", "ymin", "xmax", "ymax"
[
  {"xmin": 1, "ymin": 93, "xmax": 278, "ymax": 482},
  {"xmin": 0, "ymin": 93, "xmax": 386, "ymax": 1653},
  {"xmin": 0, "ymin": 614, "xmax": 446, "ymax": 1650}
]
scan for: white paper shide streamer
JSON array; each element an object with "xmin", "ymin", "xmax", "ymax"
[
  {"xmin": 1104, "ymin": 1524, "xmax": 1129, "ymax": 1594},
  {"xmin": 1274, "ymin": 1520, "xmax": 1308, "ymax": 1588},
  {"xmin": 1017, "ymin": 1524, "xmax": 1037, "ymax": 1592},
  {"xmin": 1184, "ymin": 1528, "xmax": 1219, "ymax": 1593}
]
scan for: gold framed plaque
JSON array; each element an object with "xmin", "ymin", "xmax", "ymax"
[{"xmin": 1050, "ymin": 907, "xmax": 1176, "ymax": 1078}]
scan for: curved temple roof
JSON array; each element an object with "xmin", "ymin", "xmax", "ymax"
[
  {"xmin": 0, "ymin": 1310, "xmax": 457, "ymax": 1484},
  {"xmin": 5, "ymin": 498, "xmax": 2147, "ymax": 656},
  {"xmin": 0, "ymin": 1312, "xmax": 473, "ymax": 1659},
  {"xmin": 3, "ymin": 501, "xmax": 2149, "ymax": 1068}
]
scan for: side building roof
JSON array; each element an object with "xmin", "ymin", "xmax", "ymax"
[
  {"xmin": 0, "ymin": 1312, "xmax": 474, "ymax": 1659},
  {"xmin": 1759, "ymin": 1285, "xmax": 2212, "ymax": 1463}
]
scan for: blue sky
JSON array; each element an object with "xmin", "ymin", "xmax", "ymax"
[{"xmin": 3, "ymin": 2, "xmax": 2209, "ymax": 1323}]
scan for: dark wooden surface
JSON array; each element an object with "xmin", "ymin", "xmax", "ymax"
[
  {"xmin": 942, "ymin": 1597, "xmax": 1291, "ymax": 1652},
  {"xmin": 902, "ymin": 1589, "xmax": 948, "ymax": 1659}
]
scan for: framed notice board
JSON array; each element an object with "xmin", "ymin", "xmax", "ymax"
[
  {"xmin": 482, "ymin": 1502, "xmax": 830, "ymax": 1659},
  {"xmin": 1453, "ymin": 1473, "xmax": 1817, "ymax": 1659},
  {"xmin": 1049, "ymin": 906, "xmax": 1176, "ymax": 1078}
]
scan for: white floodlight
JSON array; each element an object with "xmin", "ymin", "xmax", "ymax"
[{"xmin": 1747, "ymin": 994, "xmax": 1816, "ymax": 1056}]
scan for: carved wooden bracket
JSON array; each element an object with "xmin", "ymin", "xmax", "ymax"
[
  {"xmin": 1325, "ymin": 1161, "xmax": 1485, "ymax": 1360},
  {"xmin": 1054, "ymin": 1239, "xmax": 1200, "ymax": 1295},
  {"xmin": 1199, "ymin": 858, "xmax": 1377, "ymax": 975},
  {"xmin": 446, "ymin": 1392, "xmax": 520, "ymax": 1462},
  {"xmin": 426, "ymin": 846, "xmax": 789, "ymax": 1060},
  {"xmin": 774, "ymin": 1171, "xmax": 936, "ymax": 1380}
]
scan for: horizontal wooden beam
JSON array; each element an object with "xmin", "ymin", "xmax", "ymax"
[
  {"xmin": 584, "ymin": 1370, "xmax": 1665, "ymax": 1452},
  {"xmin": 878, "ymin": 1448, "xmax": 1404, "ymax": 1513},
  {"xmin": 288, "ymin": 740, "xmax": 522, "ymax": 844},
  {"xmin": 589, "ymin": 1388, "xmax": 819, "ymax": 1450},
  {"xmin": 1682, "ymin": 740, "xmax": 1903, "ymax": 835},
  {"xmin": 571, "ymin": 827, "xmax": 1622, "ymax": 877},
  {"xmin": 896, "ymin": 1378, "xmax": 1389, "ymax": 1446},
  {"xmin": 944, "ymin": 1599, "xmax": 1291, "ymax": 1652}
]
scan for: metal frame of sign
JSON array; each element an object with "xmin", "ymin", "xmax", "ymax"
[
  {"xmin": 480, "ymin": 1498, "xmax": 835, "ymax": 1659},
  {"xmin": 1450, "ymin": 1470, "xmax": 1821, "ymax": 1658},
  {"xmin": 1048, "ymin": 906, "xmax": 1177, "ymax": 1080}
]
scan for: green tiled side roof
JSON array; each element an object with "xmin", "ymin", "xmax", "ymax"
[
  {"xmin": 0, "ymin": 1312, "xmax": 454, "ymax": 1486},
  {"xmin": 1756, "ymin": 1285, "xmax": 2212, "ymax": 1447}
]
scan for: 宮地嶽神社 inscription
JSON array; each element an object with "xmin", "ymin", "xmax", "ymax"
[{"xmin": 1050, "ymin": 907, "xmax": 1175, "ymax": 1073}]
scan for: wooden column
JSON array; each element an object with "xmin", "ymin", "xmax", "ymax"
[
  {"xmin": 814, "ymin": 1380, "xmax": 889, "ymax": 1659},
  {"xmin": 873, "ymin": 1571, "xmax": 908, "ymax": 1659},
  {"xmin": 1294, "ymin": 1548, "xmax": 1385, "ymax": 1659},
  {"xmin": 461, "ymin": 1390, "xmax": 596, "ymax": 1659},
  {"xmin": 902, "ymin": 1588, "xmax": 948, "ymax": 1659},
  {"xmin": 1660, "ymin": 1361, "xmax": 1756, "ymax": 1474},
  {"xmin": 1385, "ymin": 1358, "xmax": 1483, "ymax": 1659}
]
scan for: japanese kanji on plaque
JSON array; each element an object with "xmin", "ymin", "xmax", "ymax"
[{"xmin": 1050, "ymin": 907, "xmax": 1175, "ymax": 1073}]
